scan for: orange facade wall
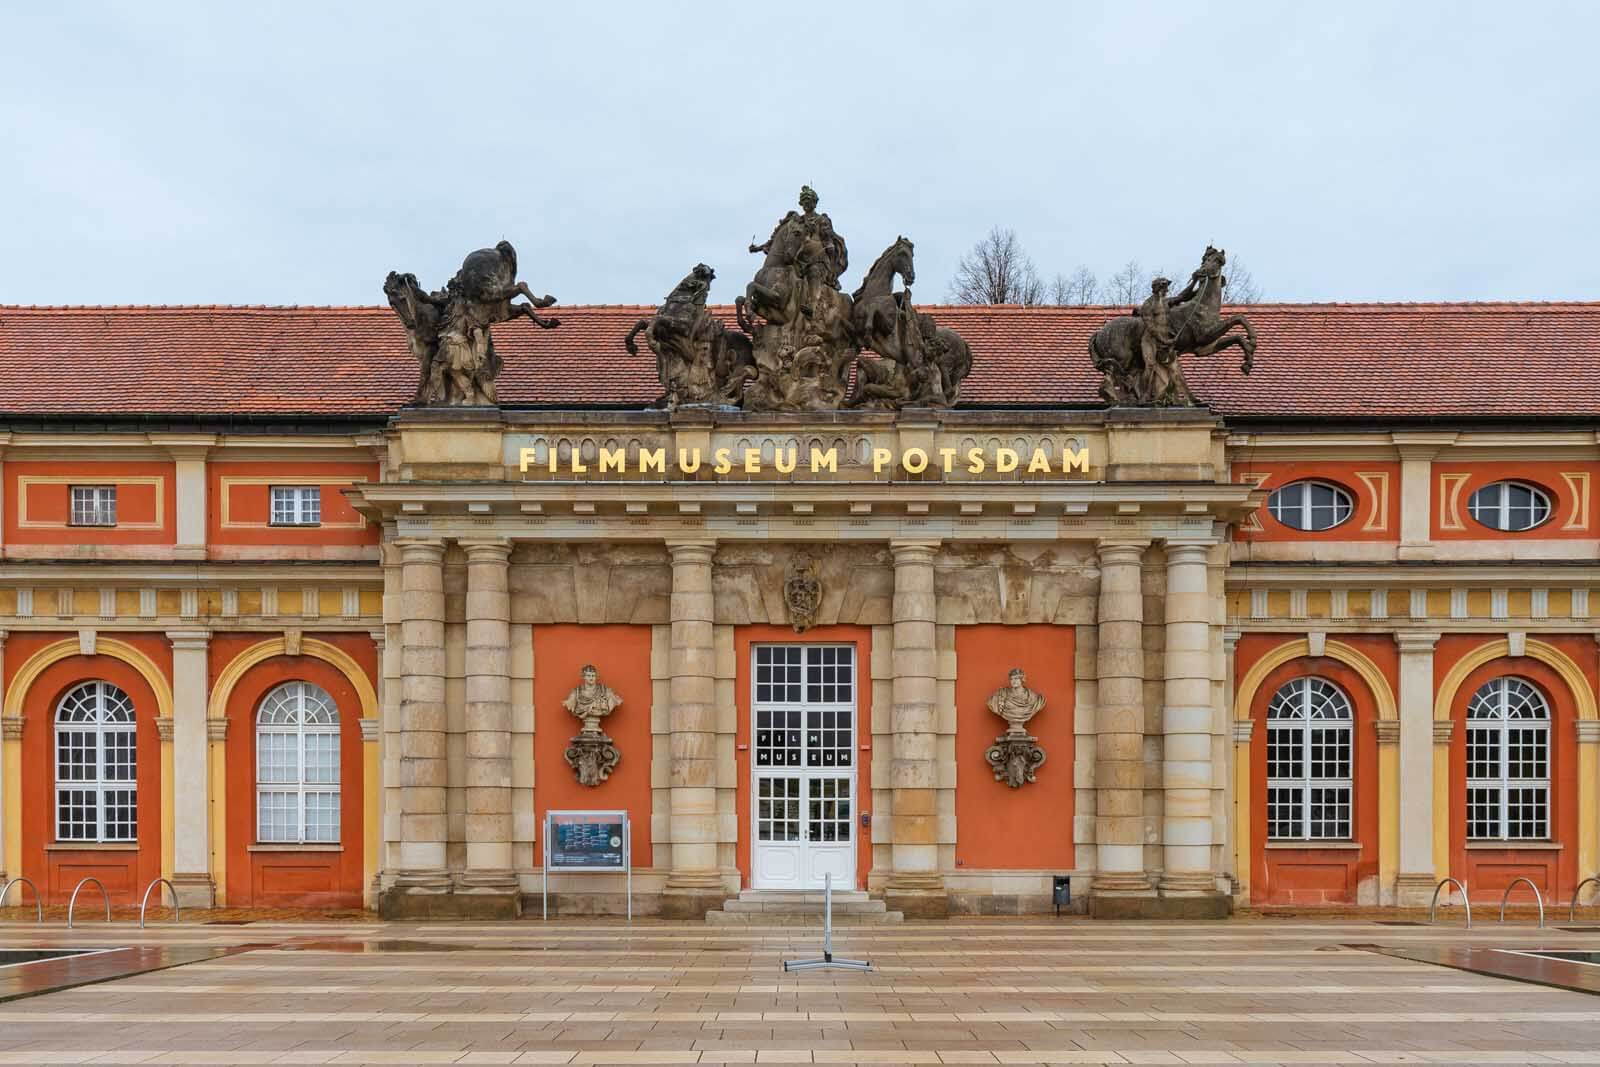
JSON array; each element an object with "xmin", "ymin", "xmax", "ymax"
[
  {"xmin": 8, "ymin": 632, "xmax": 170, "ymax": 904},
  {"xmin": 208, "ymin": 461, "xmax": 379, "ymax": 547},
  {"xmin": 1436, "ymin": 634, "xmax": 1591, "ymax": 902},
  {"xmin": 531, "ymin": 625, "xmax": 653, "ymax": 868},
  {"xmin": 4, "ymin": 461, "xmax": 176, "ymax": 546},
  {"xmin": 1432, "ymin": 461, "xmax": 1600, "ymax": 540},
  {"xmin": 734, "ymin": 625, "xmax": 873, "ymax": 890},
  {"xmin": 213, "ymin": 633, "xmax": 373, "ymax": 908},
  {"xmin": 1233, "ymin": 462, "xmax": 1401, "ymax": 543},
  {"xmin": 1238, "ymin": 633, "xmax": 1393, "ymax": 905},
  {"xmin": 953, "ymin": 624, "xmax": 1075, "ymax": 871}
]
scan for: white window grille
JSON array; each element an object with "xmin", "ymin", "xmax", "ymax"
[
  {"xmin": 1266, "ymin": 480, "xmax": 1354, "ymax": 532},
  {"xmin": 1467, "ymin": 481, "xmax": 1551, "ymax": 532},
  {"xmin": 269, "ymin": 485, "xmax": 322, "ymax": 526},
  {"xmin": 55, "ymin": 680, "xmax": 138, "ymax": 842},
  {"xmin": 1265, "ymin": 677, "xmax": 1353, "ymax": 840},
  {"xmin": 1466, "ymin": 677, "xmax": 1550, "ymax": 840},
  {"xmin": 69, "ymin": 485, "xmax": 117, "ymax": 527},
  {"xmin": 256, "ymin": 681, "xmax": 341, "ymax": 843}
]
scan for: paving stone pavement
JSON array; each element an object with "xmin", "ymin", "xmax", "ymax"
[{"xmin": 3, "ymin": 919, "xmax": 1600, "ymax": 1065}]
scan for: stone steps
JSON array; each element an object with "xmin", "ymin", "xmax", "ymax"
[{"xmin": 704, "ymin": 889, "xmax": 903, "ymax": 924}]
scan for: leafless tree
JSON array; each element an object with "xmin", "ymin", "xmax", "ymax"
[
  {"xmin": 948, "ymin": 227, "xmax": 1046, "ymax": 305},
  {"xmin": 1051, "ymin": 266, "xmax": 1101, "ymax": 305},
  {"xmin": 1222, "ymin": 259, "xmax": 1263, "ymax": 304},
  {"xmin": 1101, "ymin": 260, "xmax": 1147, "ymax": 307}
]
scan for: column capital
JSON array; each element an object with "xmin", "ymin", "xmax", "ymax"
[
  {"xmin": 1163, "ymin": 537, "xmax": 1218, "ymax": 555},
  {"xmin": 166, "ymin": 628, "xmax": 211, "ymax": 651},
  {"xmin": 1396, "ymin": 630, "xmax": 1442, "ymax": 654},
  {"xmin": 1389, "ymin": 431, "xmax": 1457, "ymax": 460},
  {"xmin": 1576, "ymin": 720, "xmax": 1600, "ymax": 745},
  {"xmin": 393, "ymin": 537, "xmax": 447, "ymax": 562},
  {"xmin": 665, "ymin": 539, "xmax": 717, "ymax": 563},
  {"xmin": 369, "ymin": 627, "xmax": 387, "ymax": 651},
  {"xmin": 1433, "ymin": 719, "xmax": 1454, "ymax": 744},
  {"xmin": 457, "ymin": 537, "xmax": 513, "ymax": 563},
  {"xmin": 0, "ymin": 628, "xmax": 9, "ymax": 648},
  {"xmin": 1, "ymin": 716, "xmax": 23, "ymax": 741},
  {"xmin": 155, "ymin": 717, "xmax": 175, "ymax": 742},
  {"xmin": 1231, "ymin": 718, "xmax": 1254, "ymax": 743},
  {"xmin": 1373, "ymin": 719, "xmax": 1400, "ymax": 745},
  {"xmin": 889, "ymin": 539, "xmax": 940, "ymax": 563},
  {"xmin": 1222, "ymin": 628, "xmax": 1243, "ymax": 652},
  {"xmin": 360, "ymin": 717, "xmax": 381, "ymax": 743},
  {"xmin": 1096, "ymin": 538, "xmax": 1150, "ymax": 562},
  {"xmin": 206, "ymin": 718, "xmax": 229, "ymax": 742}
]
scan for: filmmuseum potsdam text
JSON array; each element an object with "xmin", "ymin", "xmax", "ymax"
[{"xmin": 3, "ymin": 212, "xmax": 1599, "ymax": 920}]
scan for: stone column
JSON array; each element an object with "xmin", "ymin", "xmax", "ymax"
[
  {"xmin": 1396, "ymin": 630, "xmax": 1441, "ymax": 905},
  {"xmin": 383, "ymin": 537, "xmax": 452, "ymax": 914},
  {"xmin": 662, "ymin": 540, "xmax": 724, "ymax": 917},
  {"xmin": 168, "ymin": 629, "xmax": 214, "ymax": 906},
  {"xmin": 884, "ymin": 540, "xmax": 947, "ymax": 917},
  {"xmin": 1159, "ymin": 541, "xmax": 1224, "ymax": 912},
  {"xmin": 456, "ymin": 538, "xmax": 518, "ymax": 915},
  {"xmin": 1090, "ymin": 539, "xmax": 1153, "ymax": 912},
  {"xmin": 1220, "ymin": 628, "xmax": 1242, "ymax": 895},
  {"xmin": 0, "ymin": 629, "xmax": 8, "ymax": 883}
]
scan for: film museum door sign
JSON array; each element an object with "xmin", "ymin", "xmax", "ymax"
[{"xmin": 752, "ymin": 644, "xmax": 856, "ymax": 890}]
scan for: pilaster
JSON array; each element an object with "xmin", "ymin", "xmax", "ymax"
[
  {"xmin": 1397, "ymin": 630, "xmax": 1441, "ymax": 905},
  {"xmin": 0, "ymin": 629, "xmax": 8, "ymax": 883},
  {"xmin": 1391, "ymin": 433, "xmax": 1455, "ymax": 562},
  {"xmin": 155, "ymin": 435, "xmax": 215, "ymax": 562},
  {"xmin": 884, "ymin": 540, "xmax": 947, "ymax": 917},
  {"xmin": 168, "ymin": 628, "xmax": 215, "ymax": 907}
]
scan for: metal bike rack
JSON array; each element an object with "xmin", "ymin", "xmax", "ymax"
[
  {"xmin": 138, "ymin": 878, "xmax": 180, "ymax": 929},
  {"xmin": 1429, "ymin": 877, "xmax": 1472, "ymax": 928},
  {"xmin": 67, "ymin": 876, "xmax": 111, "ymax": 929},
  {"xmin": 1571, "ymin": 876, "xmax": 1600, "ymax": 922},
  {"xmin": 782, "ymin": 873, "xmax": 871, "ymax": 973},
  {"xmin": 1499, "ymin": 876, "xmax": 1545, "ymax": 929},
  {"xmin": 0, "ymin": 876, "xmax": 44, "ymax": 924}
]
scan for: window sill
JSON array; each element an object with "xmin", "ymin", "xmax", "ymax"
[
  {"xmin": 45, "ymin": 842, "xmax": 137, "ymax": 852},
  {"xmin": 267, "ymin": 524, "xmax": 323, "ymax": 529},
  {"xmin": 247, "ymin": 843, "xmax": 343, "ymax": 853},
  {"xmin": 1465, "ymin": 841, "xmax": 1563, "ymax": 851},
  {"xmin": 1265, "ymin": 840, "xmax": 1362, "ymax": 851}
]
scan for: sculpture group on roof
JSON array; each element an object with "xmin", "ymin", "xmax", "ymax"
[{"xmin": 383, "ymin": 203, "xmax": 1257, "ymax": 412}]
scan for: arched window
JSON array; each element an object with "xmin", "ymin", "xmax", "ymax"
[
  {"xmin": 1266, "ymin": 480, "xmax": 1354, "ymax": 532},
  {"xmin": 256, "ymin": 681, "xmax": 341, "ymax": 844},
  {"xmin": 55, "ymin": 680, "xmax": 137, "ymax": 842},
  {"xmin": 1466, "ymin": 677, "xmax": 1549, "ymax": 840},
  {"xmin": 1266, "ymin": 677, "xmax": 1353, "ymax": 840}
]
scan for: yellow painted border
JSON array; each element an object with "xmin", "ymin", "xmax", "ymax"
[
  {"xmin": 1233, "ymin": 638, "xmax": 1399, "ymax": 900},
  {"xmin": 1431, "ymin": 637, "xmax": 1599, "ymax": 883},
  {"xmin": 1560, "ymin": 471, "xmax": 1592, "ymax": 531},
  {"xmin": 218, "ymin": 476, "xmax": 368, "ymax": 530},
  {"xmin": 1354, "ymin": 471, "xmax": 1392, "ymax": 532},
  {"xmin": 160, "ymin": 737, "xmax": 174, "ymax": 881},
  {"xmin": 362, "ymin": 731, "xmax": 380, "ymax": 909},
  {"xmin": 15, "ymin": 475, "xmax": 166, "ymax": 531},
  {"xmin": 207, "ymin": 637, "xmax": 380, "ymax": 906},
  {"xmin": 2, "ymin": 638, "xmax": 175, "ymax": 884}
]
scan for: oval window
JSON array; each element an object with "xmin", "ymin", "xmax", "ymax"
[
  {"xmin": 1467, "ymin": 481, "xmax": 1551, "ymax": 532},
  {"xmin": 1266, "ymin": 480, "xmax": 1354, "ymax": 531}
]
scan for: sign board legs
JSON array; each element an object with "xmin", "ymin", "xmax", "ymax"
[{"xmin": 781, "ymin": 873, "xmax": 871, "ymax": 972}]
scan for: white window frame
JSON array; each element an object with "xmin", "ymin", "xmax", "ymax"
[
  {"xmin": 1467, "ymin": 480, "xmax": 1552, "ymax": 533},
  {"xmin": 1266, "ymin": 480, "xmax": 1354, "ymax": 532},
  {"xmin": 1466, "ymin": 676, "xmax": 1550, "ymax": 841},
  {"xmin": 1265, "ymin": 676, "xmax": 1354, "ymax": 841},
  {"xmin": 269, "ymin": 485, "xmax": 322, "ymax": 527},
  {"xmin": 256, "ymin": 681, "xmax": 341, "ymax": 844},
  {"xmin": 54, "ymin": 680, "xmax": 138, "ymax": 843},
  {"xmin": 69, "ymin": 485, "xmax": 118, "ymax": 527}
]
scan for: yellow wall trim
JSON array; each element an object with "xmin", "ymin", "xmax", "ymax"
[{"xmin": 3, "ymin": 637, "xmax": 173, "ymax": 720}]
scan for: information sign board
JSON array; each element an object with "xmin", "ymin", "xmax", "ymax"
[{"xmin": 542, "ymin": 810, "xmax": 631, "ymax": 920}]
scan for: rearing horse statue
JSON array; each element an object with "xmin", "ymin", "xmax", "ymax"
[{"xmin": 1088, "ymin": 245, "xmax": 1256, "ymax": 406}]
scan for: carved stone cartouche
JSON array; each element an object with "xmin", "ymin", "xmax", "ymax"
[
  {"xmin": 1087, "ymin": 244, "xmax": 1256, "ymax": 407},
  {"xmin": 384, "ymin": 240, "xmax": 558, "ymax": 407},
  {"xmin": 784, "ymin": 553, "xmax": 822, "ymax": 633},
  {"xmin": 983, "ymin": 667, "xmax": 1047, "ymax": 788},
  {"xmin": 562, "ymin": 664, "xmax": 622, "ymax": 786}
]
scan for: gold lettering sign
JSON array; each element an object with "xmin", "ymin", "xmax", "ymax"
[{"xmin": 517, "ymin": 445, "xmax": 1092, "ymax": 477}]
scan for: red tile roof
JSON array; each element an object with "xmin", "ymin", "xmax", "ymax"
[{"xmin": 1, "ymin": 302, "xmax": 1597, "ymax": 420}]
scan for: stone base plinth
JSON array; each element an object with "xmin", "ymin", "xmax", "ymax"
[
  {"xmin": 379, "ymin": 886, "xmax": 521, "ymax": 919},
  {"xmin": 883, "ymin": 889, "xmax": 949, "ymax": 919},
  {"xmin": 1089, "ymin": 891, "xmax": 1232, "ymax": 919},
  {"xmin": 168, "ymin": 872, "xmax": 216, "ymax": 910},
  {"xmin": 1395, "ymin": 872, "xmax": 1443, "ymax": 908},
  {"xmin": 660, "ymin": 888, "xmax": 726, "ymax": 920}
]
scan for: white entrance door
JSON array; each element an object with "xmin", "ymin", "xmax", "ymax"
[{"xmin": 752, "ymin": 644, "xmax": 856, "ymax": 890}]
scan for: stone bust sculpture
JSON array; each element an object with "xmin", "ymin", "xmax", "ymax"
[
  {"xmin": 987, "ymin": 667, "xmax": 1045, "ymax": 736},
  {"xmin": 562, "ymin": 664, "xmax": 622, "ymax": 735}
]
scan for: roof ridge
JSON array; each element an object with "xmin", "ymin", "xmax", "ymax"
[{"xmin": 6, "ymin": 300, "xmax": 1600, "ymax": 313}]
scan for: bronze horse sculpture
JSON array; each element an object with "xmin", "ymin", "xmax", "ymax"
[{"xmin": 1088, "ymin": 245, "xmax": 1255, "ymax": 406}]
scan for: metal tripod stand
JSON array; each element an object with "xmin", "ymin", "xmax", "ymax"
[{"xmin": 781, "ymin": 873, "xmax": 872, "ymax": 972}]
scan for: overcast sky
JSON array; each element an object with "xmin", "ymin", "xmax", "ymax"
[{"xmin": 4, "ymin": 2, "xmax": 1597, "ymax": 307}]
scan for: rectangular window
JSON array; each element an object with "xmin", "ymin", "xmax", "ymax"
[
  {"xmin": 69, "ymin": 485, "xmax": 117, "ymax": 527},
  {"xmin": 269, "ymin": 485, "xmax": 321, "ymax": 526}
]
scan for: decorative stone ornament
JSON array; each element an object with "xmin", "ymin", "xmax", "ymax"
[
  {"xmin": 562, "ymin": 664, "xmax": 623, "ymax": 786},
  {"xmin": 983, "ymin": 667, "xmax": 1048, "ymax": 788},
  {"xmin": 784, "ymin": 554, "xmax": 822, "ymax": 633}
]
